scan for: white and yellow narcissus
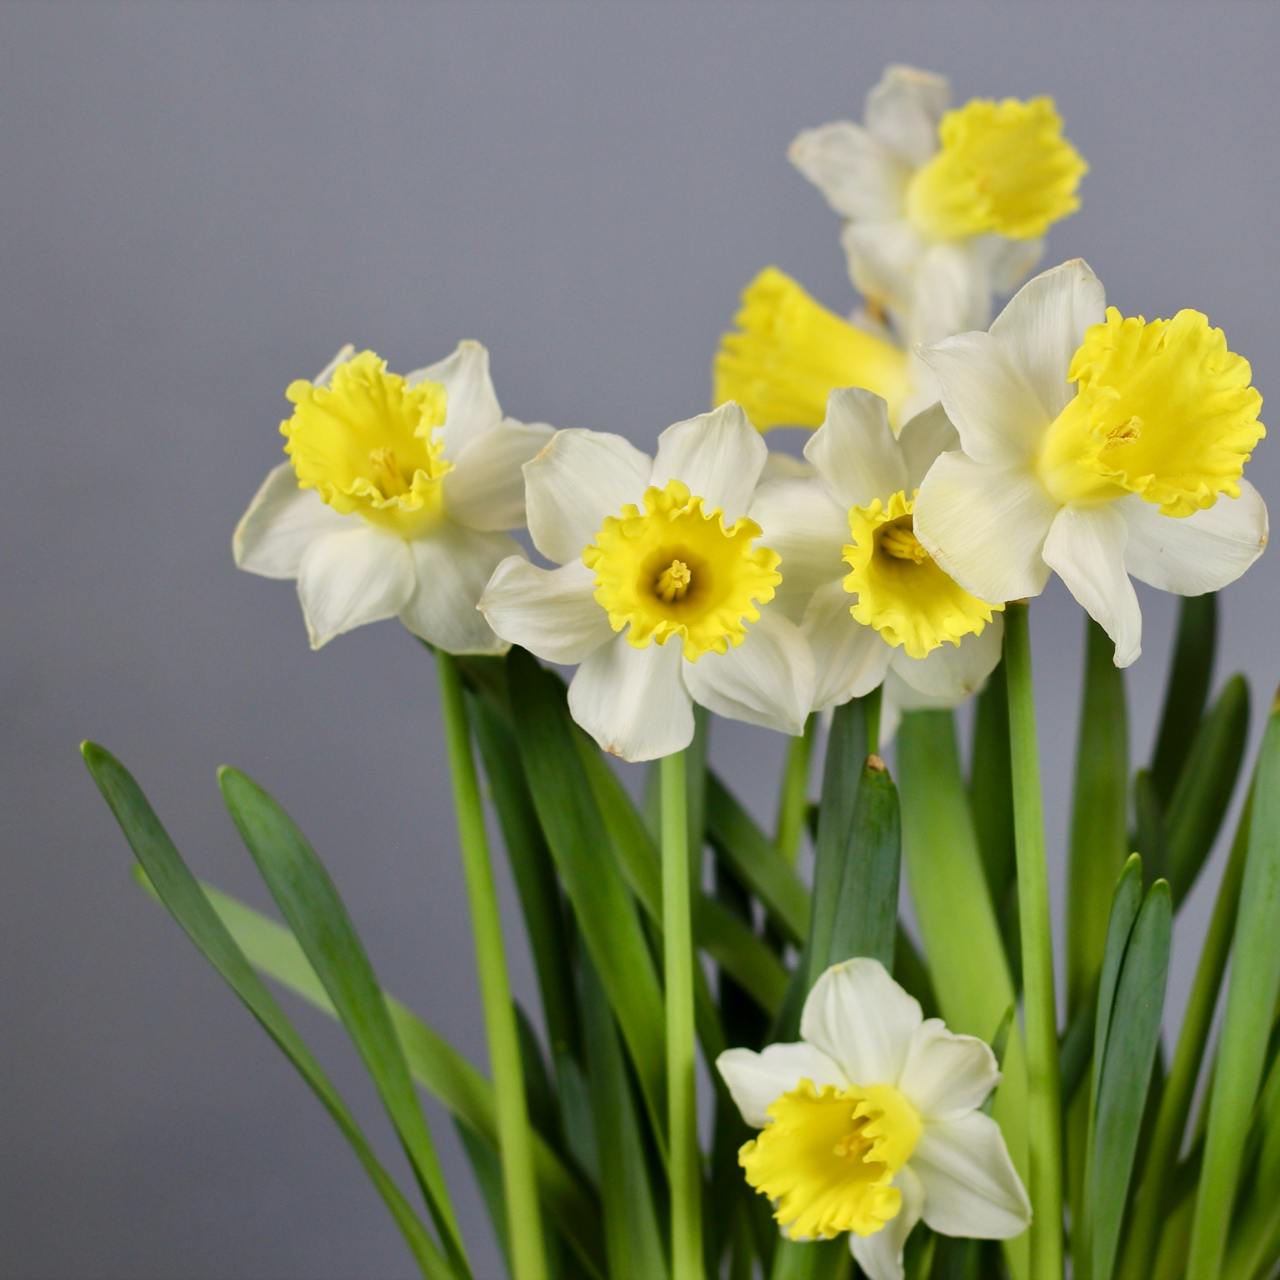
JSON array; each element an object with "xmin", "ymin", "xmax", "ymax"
[
  {"xmin": 790, "ymin": 65, "xmax": 1086, "ymax": 342},
  {"xmin": 751, "ymin": 388, "xmax": 1002, "ymax": 715},
  {"xmin": 718, "ymin": 959, "xmax": 1030, "ymax": 1280},
  {"xmin": 913, "ymin": 260, "xmax": 1269, "ymax": 667},
  {"xmin": 233, "ymin": 343, "xmax": 553, "ymax": 652},
  {"xmin": 479, "ymin": 404, "xmax": 815, "ymax": 762}
]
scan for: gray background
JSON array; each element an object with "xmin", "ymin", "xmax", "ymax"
[{"xmin": 3, "ymin": 3, "xmax": 1278, "ymax": 1277}]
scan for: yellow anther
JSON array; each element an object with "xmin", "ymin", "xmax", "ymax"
[{"xmin": 655, "ymin": 559, "xmax": 693, "ymax": 602}]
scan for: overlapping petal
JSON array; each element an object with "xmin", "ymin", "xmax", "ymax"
[
  {"xmin": 233, "ymin": 463, "xmax": 349, "ymax": 580},
  {"xmin": 480, "ymin": 558, "xmax": 612, "ymax": 664},
  {"xmin": 717, "ymin": 1042, "xmax": 847, "ymax": 1128},
  {"xmin": 444, "ymin": 420, "xmax": 555, "ymax": 532},
  {"xmin": 296, "ymin": 525, "xmax": 415, "ymax": 650},
  {"xmin": 651, "ymin": 402, "xmax": 768, "ymax": 520}
]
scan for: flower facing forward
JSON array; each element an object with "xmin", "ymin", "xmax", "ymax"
[
  {"xmin": 234, "ymin": 343, "xmax": 553, "ymax": 651},
  {"xmin": 717, "ymin": 959, "xmax": 1030, "ymax": 1280},
  {"xmin": 913, "ymin": 260, "xmax": 1269, "ymax": 666},
  {"xmin": 479, "ymin": 404, "xmax": 815, "ymax": 761},
  {"xmin": 750, "ymin": 388, "xmax": 1003, "ymax": 714},
  {"xmin": 790, "ymin": 65, "xmax": 1086, "ymax": 341}
]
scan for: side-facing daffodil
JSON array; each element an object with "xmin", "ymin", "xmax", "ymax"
[
  {"xmin": 789, "ymin": 64, "xmax": 1086, "ymax": 341},
  {"xmin": 747, "ymin": 388, "xmax": 1002, "ymax": 715},
  {"xmin": 234, "ymin": 342, "xmax": 553, "ymax": 652},
  {"xmin": 478, "ymin": 403, "xmax": 815, "ymax": 761},
  {"xmin": 717, "ymin": 958, "xmax": 1030, "ymax": 1280},
  {"xmin": 913, "ymin": 260, "xmax": 1269, "ymax": 667}
]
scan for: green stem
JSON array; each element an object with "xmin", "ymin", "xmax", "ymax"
[
  {"xmin": 865, "ymin": 686, "xmax": 883, "ymax": 756},
  {"xmin": 662, "ymin": 749, "xmax": 703, "ymax": 1280},
  {"xmin": 1003, "ymin": 603, "xmax": 1064, "ymax": 1279},
  {"xmin": 435, "ymin": 653, "xmax": 547, "ymax": 1280},
  {"xmin": 774, "ymin": 716, "xmax": 814, "ymax": 867}
]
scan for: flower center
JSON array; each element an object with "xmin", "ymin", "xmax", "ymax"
[
  {"xmin": 281, "ymin": 350, "xmax": 453, "ymax": 536},
  {"xmin": 714, "ymin": 268, "xmax": 911, "ymax": 430},
  {"xmin": 739, "ymin": 1079, "xmax": 922, "ymax": 1241},
  {"xmin": 1037, "ymin": 308, "xmax": 1265, "ymax": 516},
  {"xmin": 905, "ymin": 96, "xmax": 1086, "ymax": 242},
  {"xmin": 582, "ymin": 479, "xmax": 781, "ymax": 662},
  {"xmin": 843, "ymin": 489, "xmax": 1001, "ymax": 660}
]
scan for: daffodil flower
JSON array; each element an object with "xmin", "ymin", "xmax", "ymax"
[
  {"xmin": 478, "ymin": 404, "xmax": 815, "ymax": 761},
  {"xmin": 748, "ymin": 388, "xmax": 1002, "ymax": 713},
  {"xmin": 789, "ymin": 64, "xmax": 1086, "ymax": 342},
  {"xmin": 717, "ymin": 958, "xmax": 1030, "ymax": 1280},
  {"xmin": 913, "ymin": 260, "xmax": 1269, "ymax": 667},
  {"xmin": 233, "ymin": 343, "xmax": 553, "ymax": 652}
]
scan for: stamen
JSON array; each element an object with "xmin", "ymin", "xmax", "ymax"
[
  {"xmin": 878, "ymin": 521, "xmax": 929, "ymax": 564},
  {"xmin": 655, "ymin": 559, "xmax": 693, "ymax": 602},
  {"xmin": 368, "ymin": 447, "xmax": 409, "ymax": 497}
]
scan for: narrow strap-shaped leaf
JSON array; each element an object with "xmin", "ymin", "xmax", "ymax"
[
  {"xmin": 1130, "ymin": 769, "xmax": 1165, "ymax": 882},
  {"xmin": 1088, "ymin": 880, "xmax": 1172, "ymax": 1280},
  {"xmin": 217, "ymin": 766, "xmax": 469, "ymax": 1274},
  {"xmin": 1164, "ymin": 673, "xmax": 1249, "ymax": 902},
  {"xmin": 470, "ymin": 694, "xmax": 580, "ymax": 1059},
  {"xmin": 80, "ymin": 743, "xmax": 457, "ymax": 1280},
  {"xmin": 1187, "ymin": 698, "xmax": 1280, "ymax": 1278},
  {"xmin": 804, "ymin": 698, "xmax": 867, "ymax": 989},
  {"xmin": 164, "ymin": 870, "xmax": 607, "ymax": 1277},
  {"xmin": 575, "ymin": 731, "xmax": 788, "ymax": 1012},
  {"xmin": 825, "ymin": 755, "xmax": 900, "ymax": 971},
  {"xmin": 505, "ymin": 650, "xmax": 667, "ymax": 1136},
  {"xmin": 581, "ymin": 959, "xmax": 669, "ymax": 1280},
  {"xmin": 705, "ymin": 772, "xmax": 809, "ymax": 945},
  {"xmin": 1068, "ymin": 618, "xmax": 1130, "ymax": 1015},
  {"xmin": 1150, "ymin": 593, "xmax": 1217, "ymax": 806},
  {"xmin": 969, "ymin": 656, "xmax": 1016, "ymax": 903}
]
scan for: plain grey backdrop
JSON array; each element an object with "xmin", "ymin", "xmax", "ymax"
[{"xmin": 3, "ymin": 3, "xmax": 1278, "ymax": 1277}]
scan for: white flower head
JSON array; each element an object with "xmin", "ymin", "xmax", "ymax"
[
  {"xmin": 717, "ymin": 958, "xmax": 1030, "ymax": 1280},
  {"xmin": 789, "ymin": 65, "xmax": 1086, "ymax": 345},
  {"xmin": 750, "ymin": 388, "xmax": 1003, "ymax": 713},
  {"xmin": 479, "ymin": 403, "xmax": 816, "ymax": 762},
  {"xmin": 233, "ymin": 342, "xmax": 553, "ymax": 652},
  {"xmin": 912, "ymin": 260, "xmax": 1269, "ymax": 667}
]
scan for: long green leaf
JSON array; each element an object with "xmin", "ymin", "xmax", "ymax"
[
  {"xmin": 162, "ymin": 870, "xmax": 607, "ymax": 1278},
  {"xmin": 896, "ymin": 708, "xmax": 1028, "ymax": 1280},
  {"xmin": 1188, "ymin": 698, "xmax": 1280, "ymax": 1278},
  {"xmin": 1087, "ymin": 879, "xmax": 1172, "ymax": 1280},
  {"xmin": 217, "ymin": 767, "xmax": 469, "ymax": 1274},
  {"xmin": 826, "ymin": 755, "xmax": 900, "ymax": 970},
  {"xmin": 505, "ymin": 650, "xmax": 667, "ymax": 1134},
  {"xmin": 1068, "ymin": 618, "xmax": 1130, "ymax": 1015},
  {"xmin": 706, "ymin": 772, "xmax": 809, "ymax": 945},
  {"xmin": 1150, "ymin": 593, "xmax": 1217, "ymax": 805},
  {"xmin": 1165, "ymin": 674, "xmax": 1249, "ymax": 902},
  {"xmin": 969, "ymin": 656, "xmax": 1016, "ymax": 904},
  {"xmin": 80, "ymin": 743, "xmax": 456, "ymax": 1280}
]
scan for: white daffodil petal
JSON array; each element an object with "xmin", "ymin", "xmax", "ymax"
[
  {"xmin": 841, "ymin": 222, "xmax": 923, "ymax": 311},
  {"xmin": 1043, "ymin": 505, "xmax": 1142, "ymax": 668},
  {"xmin": 908, "ymin": 244, "xmax": 993, "ymax": 344},
  {"xmin": 865, "ymin": 64, "xmax": 950, "ymax": 166},
  {"xmin": 567, "ymin": 635, "xmax": 694, "ymax": 762},
  {"xmin": 444, "ymin": 419, "xmax": 556, "ymax": 532},
  {"xmin": 1121, "ymin": 482, "xmax": 1269, "ymax": 595},
  {"xmin": 898, "ymin": 1019, "xmax": 1001, "ymax": 1121},
  {"xmin": 800, "ymin": 958, "xmax": 923, "ymax": 1086},
  {"xmin": 479, "ymin": 558, "xmax": 612, "ymax": 664},
  {"xmin": 789, "ymin": 121, "xmax": 909, "ymax": 222},
  {"xmin": 913, "ymin": 453, "xmax": 1057, "ymax": 603},
  {"xmin": 233, "ymin": 463, "xmax": 349, "ymax": 580},
  {"xmin": 749, "ymin": 478, "xmax": 849, "ymax": 621},
  {"xmin": 802, "ymin": 580, "xmax": 894, "ymax": 711},
  {"xmin": 849, "ymin": 1165, "xmax": 924, "ymax": 1280},
  {"xmin": 916, "ymin": 332, "xmax": 1049, "ymax": 466},
  {"xmin": 981, "ymin": 236, "xmax": 1046, "ymax": 295},
  {"xmin": 716, "ymin": 1043, "xmax": 847, "ymax": 1129},
  {"xmin": 897, "ymin": 403, "xmax": 958, "ymax": 491},
  {"xmin": 889, "ymin": 615, "xmax": 1003, "ymax": 702},
  {"xmin": 296, "ymin": 525, "xmax": 415, "ymax": 650},
  {"xmin": 314, "ymin": 344, "xmax": 356, "ymax": 386},
  {"xmin": 761, "ymin": 452, "xmax": 815, "ymax": 483},
  {"xmin": 682, "ymin": 611, "xmax": 815, "ymax": 736},
  {"xmin": 407, "ymin": 340, "xmax": 502, "ymax": 455},
  {"xmin": 651, "ymin": 403, "xmax": 767, "ymax": 520},
  {"xmin": 989, "ymin": 260, "xmax": 1106, "ymax": 419},
  {"xmin": 804, "ymin": 388, "xmax": 907, "ymax": 510},
  {"xmin": 398, "ymin": 524, "xmax": 518, "ymax": 655},
  {"xmin": 524, "ymin": 429, "xmax": 652, "ymax": 566},
  {"xmin": 913, "ymin": 1111, "xmax": 1032, "ymax": 1240}
]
